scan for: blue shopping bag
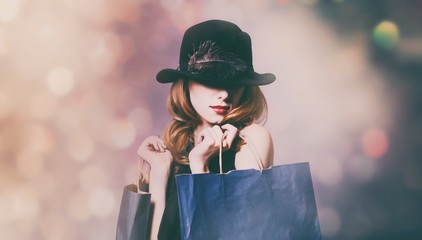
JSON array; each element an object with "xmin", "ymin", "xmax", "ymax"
[{"xmin": 175, "ymin": 162, "xmax": 322, "ymax": 240}]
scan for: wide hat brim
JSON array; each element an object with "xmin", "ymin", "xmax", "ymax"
[
  {"xmin": 156, "ymin": 68, "xmax": 275, "ymax": 86},
  {"xmin": 156, "ymin": 20, "xmax": 276, "ymax": 87}
]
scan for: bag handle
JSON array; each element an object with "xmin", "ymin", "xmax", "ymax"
[
  {"xmin": 137, "ymin": 158, "xmax": 150, "ymax": 193},
  {"xmin": 218, "ymin": 131, "xmax": 265, "ymax": 174}
]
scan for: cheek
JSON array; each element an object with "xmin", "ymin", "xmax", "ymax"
[
  {"xmin": 189, "ymin": 83, "xmax": 217, "ymax": 107},
  {"xmin": 232, "ymin": 89, "xmax": 245, "ymax": 107},
  {"xmin": 191, "ymin": 95, "xmax": 203, "ymax": 111},
  {"xmin": 189, "ymin": 87, "xmax": 210, "ymax": 113}
]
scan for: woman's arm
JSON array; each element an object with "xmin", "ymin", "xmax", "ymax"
[
  {"xmin": 235, "ymin": 123, "xmax": 274, "ymax": 170},
  {"xmin": 137, "ymin": 136, "xmax": 173, "ymax": 240},
  {"xmin": 148, "ymin": 166, "xmax": 170, "ymax": 240}
]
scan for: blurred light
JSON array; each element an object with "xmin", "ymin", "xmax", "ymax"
[
  {"xmin": 88, "ymin": 186, "xmax": 115, "ymax": 217},
  {"xmin": 55, "ymin": 108, "xmax": 81, "ymax": 134},
  {"xmin": 268, "ymin": 109, "xmax": 292, "ymax": 131},
  {"xmin": 108, "ymin": 118, "xmax": 136, "ymax": 149},
  {"xmin": 346, "ymin": 155, "xmax": 376, "ymax": 183},
  {"xmin": 397, "ymin": 38, "xmax": 422, "ymax": 60},
  {"xmin": 0, "ymin": 91, "xmax": 11, "ymax": 120},
  {"xmin": 23, "ymin": 124, "xmax": 55, "ymax": 154},
  {"xmin": 128, "ymin": 107, "xmax": 152, "ymax": 136},
  {"xmin": 276, "ymin": 0, "xmax": 290, "ymax": 5},
  {"xmin": 361, "ymin": 128, "xmax": 389, "ymax": 159},
  {"xmin": 160, "ymin": 0, "xmax": 184, "ymax": 11},
  {"xmin": 349, "ymin": 211, "xmax": 372, "ymax": 237},
  {"xmin": 68, "ymin": 132, "xmax": 95, "ymax": 162},
  {"xmin": 109, "ymin": 0, "xmax": 142, "ymax": 24},
  {"xmin": 79, "ymin": 164, "xmax": 106, "ymax": 191},
  {"xmin": 40, "ymin": 213, "xmax": 75, "ymax": 240},
  {"xmin": 11, "ymin": 185, "xmax": 40, "ymax": 219},
  {"xmin": 125, "ymin": 165, "xmax": 139, "ymax": 186},
  {"xmin": 314, "ymin": 157, "xmax": 343, "ymax": 187},
  {"xmin": 395, "ymin": 201, "xmax": 418, "ymax": 225},
  {"xmin": 203, "ymin": 2, "xmax": 244, "ymax": 29},
  {"xmin": 88, "ymin": 32, "xmax": 122, "ymax": 76},
  {"xmin": 38, "ymin": 24, "xmax": 54, "ymax": 42},
  {"xmin": 0, "ymin": 194, "xmax": 15, "ymax": 223},
  {"xmin": 0, "ymin": 31, "xmax": 8, "ymax": 56},
  {"xmin": 29, "ymin": 92, "xmax": 58, "ymax": 120},
  {"xmin": 14, "ymin": 218, "xmax": 37, "ymax": 238},
  {"xmin": 373, "ymin": 21, "xmax": 400, "ymax": 49},
  {"xmin": 333, "ymin": 43, "xmax": 367, "ymax": 79},
  {"xmin": 275, "ymin": 0, "xmax": 289, "ymax": 5},
  {"xmin": 0, "ymin": 225, "xmax": 21, "ymax": 240},
  {"xmin": 58, "ymin": 0, "xmax": 75, "ymax": 9},
  {"xmin": 16, "ymin": 151, "xmax": 45, "ymax": 179},
  {"xmin": 35, "ymin": 173, "xmax": 57, "ymax": 200},
  {"xmin": 371, "ymin": 205, "xmax": 390, "ymax": 230},
  {"xmin": 0, "ymin": 0, "xmax": 21, "ymax": 22},
  {"xmin": 0, "ymin": 135, "xmax": 3, "ymax": 154},
  {"xmin": 87, "ymin": 106, "xmax": 113, "ymax": 138},
  {"xmin": 67, "ymin": 191, "xmax": 91, "ymax": 222},
  {"xmin": 77, "ymin": 0, "xmax": 112, "ymax": 25},
  {"xmin": 46, "ymin": 67, "xmax": 75, "ymax": 96},
  {"xmin": 319, "ymin": 207, "xmax": 341, "ymax": 237},
  {"xmin": 403, "ymin": 164, "xmax": 422, "ymax": 190},
  {"xmin": 300, "ymin": 0, "xmax": 318, "ymax": 6}
]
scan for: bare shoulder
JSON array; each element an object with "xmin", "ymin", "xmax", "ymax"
[
  {"xmin": 240, "ymin": 123, "xmax": 272, "ymax": 141},
  {"xmin": 235, "ymin": 124, "xmax": 274, "ymax": 170}
]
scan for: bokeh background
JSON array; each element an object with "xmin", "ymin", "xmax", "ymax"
[{"xmin": 1, "ymin": 0, "xmax": 421, "ymax": 239}]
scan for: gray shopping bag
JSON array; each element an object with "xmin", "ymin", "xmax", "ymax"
[
  {"xmin": 116, "ymin": 184, "xmax": 151, "ymax": 240},
  {"xmin": 116, "ymin": 160, "xmax": 151, "ymax": 240}
]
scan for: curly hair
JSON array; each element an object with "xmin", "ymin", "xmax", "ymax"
[{"xmin": 162, "ymin": 79, "xmax": 268, "ymax": 167}]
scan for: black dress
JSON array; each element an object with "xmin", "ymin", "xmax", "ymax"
[{"xmin": 157, "ymin": 147, "xmax": 237, "ymax": 240}]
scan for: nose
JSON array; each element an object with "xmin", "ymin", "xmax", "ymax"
[{"xmin": 217, "ymin": 89, "xmax": 229, "ymax": 100}]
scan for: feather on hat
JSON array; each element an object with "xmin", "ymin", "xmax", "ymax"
[{"xmin": 156, "ymin": 20, "xmax": 275, "ymax": 86}]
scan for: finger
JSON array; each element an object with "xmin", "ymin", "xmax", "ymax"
[
  {"xmin": 221, "ymin": 124, "xmax": 238, "ymax": 148},
  {"xmin": 221, "ymin": 135, "xmax": 232, "ymax": 150},
  {"xmin": 201, "ymin": 128, "xmax": 215, "ymax": 146},
  {"xmin": 144, "ymin": 136, "xmax": 158, "ymax": 146},
  {"xmin": 152, "ymin": 139, "xmax": 160, "ymax": 152},
  {"xmin": 158, "ymin": 138, "xmax": 167, "ymax": 149},
  {"xmin": 154, "ymin": 136, "xmax": 165, "ymax": 152},
  {"xmin": 210, "ymin": 125, "xmax": 224, "ymax": 144},
  {"xmin": 221, "ymin": 123, "xmax": 237, "ymax": 135},
  {"xmin": 221, "ymin": 123, "xmax": 238, "ymax": 134},
  {"xmin": 157, "ymin": 142, "xmax": 164, "ymax": 152},
  {"xmin": 138, "ymin": 136, "xmax": 155, "ymax": 155},
  {"xmin": 158, "ymin": 140, "xmax": 166, "ymax": 152},
  {"xmin": 196, "ymin": 128, "xmax": 207, "ymax": 144}
]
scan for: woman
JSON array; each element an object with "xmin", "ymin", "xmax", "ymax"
[{"xmin": 137, "ymin": 19, "xmax": 276, "ymax": 240}]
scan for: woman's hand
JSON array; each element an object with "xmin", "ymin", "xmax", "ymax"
[
  {"xmin": 137, "ymin": 136, "xmax": 173, "ymax": 181},
  {"xmin": 189, "ymin": 124, "xmax": 238, "ymax": 173},
  {"xmin": 137, "ymin": 136, "xmax": 173, "ymax": 240}
]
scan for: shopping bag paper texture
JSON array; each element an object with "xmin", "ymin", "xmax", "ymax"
[
  {"xmin": 175, "ymin": 162, "xmax": 322, "ymax": 240},
  {"xmin": 116, "ymin": 184, "xmax": 151, "ymax": 240}
]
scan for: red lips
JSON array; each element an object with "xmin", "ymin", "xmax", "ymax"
[{"xmin": 210, "ymin": 105, "xmax": 230, "ymax": 115}]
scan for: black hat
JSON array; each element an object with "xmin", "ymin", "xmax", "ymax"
[{"xmin": 156, "ymin": 20, "xmax": 275, "ymax": 86}]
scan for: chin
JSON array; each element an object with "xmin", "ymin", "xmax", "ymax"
[{"xmin": 205, "ymin": 117, "xmax": 224, "ymax": 125}]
